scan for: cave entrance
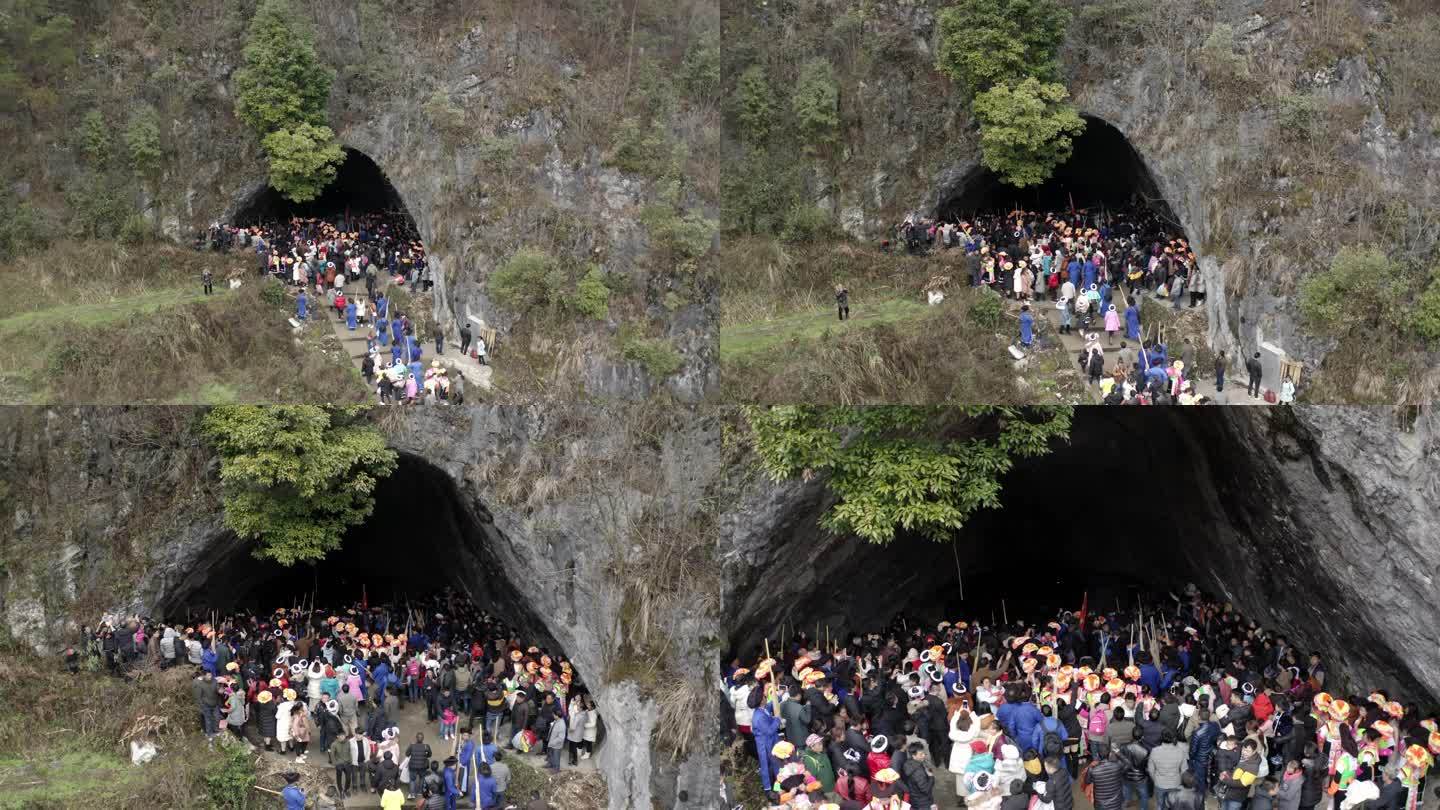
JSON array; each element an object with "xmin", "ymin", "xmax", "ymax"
[
  {"xmin": 232, "ymin": 148, "xmax": 419, "ymax": 239},
  {"xmin": 159, "ymin": 452, "xmax": 604, "ymax": 749},
  {"xmin": 725, "ymin": 408, "xmax": 1433, "ymax": 704},
  {"xmin": 937, "ymin": 116, "xmax": 1183, "ymax": 239}
]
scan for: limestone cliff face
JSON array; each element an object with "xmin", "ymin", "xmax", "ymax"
[
  {"xmin": 721, "ymin": 405, "xmax": 1440, "ymax": 704},
  {"xmin": 0, "ymin": 406, "xmax": 721, "ymax": 810},
  {"xmin": 23, "ymin": 3, "xmax": 716, "ymax": 402},
  {"xmin": 742, "ymin": 0, "xmax": 1438, "ymax": 393}
]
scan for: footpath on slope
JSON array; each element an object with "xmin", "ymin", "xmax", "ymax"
[
  {"xmin": 314, "ymin": 275, "xmax": 493, "ymax": 395},
  {"xmin": 1003, "ymin": 290, "xmax": 1276, "ymax": 405}
]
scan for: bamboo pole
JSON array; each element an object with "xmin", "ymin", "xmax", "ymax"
[{"xmin": 253, "ymin": 785, "xmax": 283, "ymax": 796}]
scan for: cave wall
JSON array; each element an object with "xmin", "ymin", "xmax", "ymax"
[
  {"xmin": 759, "ymin": 0, "xmax": 1440, "ymax": 384},
  {"xmin": 0, "ymin": 406, "xmax": 721, "ymax": 810},
  {"xmin": 721, "ymin": 406, "xmax": 1440, "ymax": 704}
]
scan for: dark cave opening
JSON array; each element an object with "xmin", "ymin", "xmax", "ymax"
[
  {"xmin": 232, "ymin": 148, "xmax": 416, "ymax": 228},
  {"xmin": 160, "ymin": 453, "xmax": 549, "ymax": 651},
  {"xmin": 725, "ymin": 408, "xmax": 1433, "ymax": 702},
  {"xmin": 937, "ymin": 116, "xmax": 1181, "ymax": 230},
  {"xmin": 161, "ymin": 451, "xmax": 608, "ymax": 748}
]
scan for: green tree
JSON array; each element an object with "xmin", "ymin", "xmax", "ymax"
[
  {"xmin": 735, "ymin": 65, "xmax": 777, "ymax": 145},
  {"xmin": 489, "ymin": 248, "xmax": 566, "ymax": 313},
  {"xmin": 233, "ymin": 0, "xmax": 333, "ymax": 134},
  {"xmin": 934, "ymin": 0, "xmax": 1070, "ymax": 97},
  {"xmin": 681, "ymin": 30, "xmax": 721, "ymax": 101},
  {"xmin": 201, "ymin": 406, "xmax": 397, "ymax": 565},
  {"xmin": 234, "ymin": 0, "xmax": 342, "ymax": 202},
  {"xmin": 791, "ymin": 58, "xmax": 840, "ymax": 149},
  {"xmin": 124, "ymin": 106, "xmax": 163, "ymax": 177},
  {"xmin": 743, "ymin": 405, "xmax": 1070, "ymax": 544},
  {"xmin": 1298, "ymin": 246, "xmax": 1412, "ymax": 339},
  {"xmin": 972, "ymin": 78, "xmax": 1086, "ymax": 187},
  {"xmin": 572, "ymin": 265, "xmax": 611, "ymax": 320},
  {"xmin": 260, "ymin": 123, "xmax": 346, "ymax": 203},
  {"xmin": 78, "ymin": 110, "xmax": 111, "ymax": 165}
]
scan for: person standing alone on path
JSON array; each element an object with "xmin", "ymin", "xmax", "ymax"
[
  {"xmin": 836, "ymin": 284, "xmax": 850, "ymax": 321},
  {"xmin": 1246, "ymin": 351, "xmax": 1264, "ymax": 398},
  {"xmin": 459, "ymin": 322, "xmax": 471, "ymax": 356},
  {"xmin": 202, "ymin": 268, "xmax": 213, "ymax": 295},
  {"xmin": 1215, "ymin": 351, "xmax": 1227, "ymax": 392}
]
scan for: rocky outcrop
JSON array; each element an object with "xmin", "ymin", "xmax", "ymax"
[
  {"xmin": 0, "ymin": 406, "xmax": 720, "ymax": 810},
  {"xmin": 721, "ymin": 405, "xmax": 1440, "ymax": 704},
  {"xmin": 761, "ymin": 0, "xmax": 1438, "ymax": 390}
]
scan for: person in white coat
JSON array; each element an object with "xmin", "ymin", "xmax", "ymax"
[
  {"xmin": 582, "ymin": 703, "xmax": 598, "ymax": 759},
  {"xmin": 950, "ymin": 707, "xmax": 979, "ymax": 794}
]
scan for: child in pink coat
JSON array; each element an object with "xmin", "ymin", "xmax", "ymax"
[{"xmin": 1104, "ymin": 304, "xmax": 1121, "ymax": 345}]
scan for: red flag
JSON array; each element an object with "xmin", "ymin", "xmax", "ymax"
[{"xmin": 1077, "ymin": 592, "xmax": 1088, "ymax": 630}]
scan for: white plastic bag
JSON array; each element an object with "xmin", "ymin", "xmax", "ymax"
[{"xmin": 398, "ymin": 755, "xmax": 411, "ymax": 782}]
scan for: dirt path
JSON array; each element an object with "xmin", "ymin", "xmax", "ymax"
[
  {"xmin": 320, "ymin": 276, "xmax": 493, "ymax": 394},
  {"xmin": 1008, "ymin": 292, "xmax": 1276, "ymax": 406}
]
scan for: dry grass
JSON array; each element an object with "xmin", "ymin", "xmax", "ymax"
[
  {"xmin": 0, "ymin": 280, "xmax": 366, "ymax": 405},
  {"xmin": 0, "ymin": 639, "xmax": 239, "ymax": 810},
  {"xmin": 724, "ymin": 293, "xmax": 1022, "ymax": 405}
]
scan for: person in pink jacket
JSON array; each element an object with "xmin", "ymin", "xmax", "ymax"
[{"xmin": 1104, "ymin": 305, "xmax": 1121, "ymax": 346}]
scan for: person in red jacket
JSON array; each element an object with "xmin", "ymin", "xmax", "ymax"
[
  {"xmin": 836, "ymin": 767, "xmax": 871, "ymax": 804},
  {"xmin": 867, "ymin": 736, "xmax": 892, "ymax": 779},
  {"xmin": 1251, "ymin": 682, "xmax": 1275, "ymax": 725}
]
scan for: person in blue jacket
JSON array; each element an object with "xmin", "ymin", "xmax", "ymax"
[
  {"xmin": 378, "ymin": 321, "xmax": 389, "ymax": 348},
  {"xmin": 751, "ymin": 700, "xmax": 781, "ymax": 791},
  {"xmin": 376, "ymin": 293, "xmax": 388, "ymax": 322},
  {"xmin": 1138, "ymin": 653, "xmax": 1168, "ymax": 697},
  {"xmin": 473, "ymin": 762, "xmax": 499, "ymax": 810},
  {"xmin": 409, "ymin": 341, "xmax": 423, "ymax": 363},
  {"xmin": 297, "ymin": 290, "xmax": 308, "ymax": 321},
  {"xmin": 443, "ymin": 756, "xmax": 460, "ymax": 810},
  {"xmin": 999, "ymin": 683, "xmax": 1043, "ymax": 747},
  {"xmin": 281, "ymin": 772, "xmax": 306, "ymax": 810},
  {"xmin": 390, "ymin": 316, "xmax": 404, "ymax": 345},
  {"xmin": 1125, "ymin": 303, "xmax": 1141, "ymax": 340},
  {"xmin": 1031, "ymin": 704, "xmax": 1069, "ymax": 770},
  {"xmin": 391, "ymin": 342, "xmax": 403, "ymax": 365},
  {"xmin": 1019, "ymin": 305, "xmax": 1034, "ymax": 349},
  {"xmin": 345, "ymin": 298, "xmax": 358, "ymax": 331}
]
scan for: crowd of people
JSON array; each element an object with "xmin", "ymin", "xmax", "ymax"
[
  {"xmin": 199, "ymin": 211, "xmax": 492, "ymax": 405},
  {"xmin": 874, "ymin": 203, "xmax": 1294, "ymax": 405},
  {"xmin": 721, "ymin": 583, "xmax": 1440, "ymax": 810},
  {"xmin": 81, "ymin": 589, "xmax": 595, "ymax": 809}
]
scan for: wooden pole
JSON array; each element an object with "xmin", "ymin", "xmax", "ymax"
[
  {"xmin": 253, "ymin": 785, "xmax": 284, "ymax": 796},
  {"xmin": 1002, "ymin": 599, "xmax": 1008, "ymax": 627}
]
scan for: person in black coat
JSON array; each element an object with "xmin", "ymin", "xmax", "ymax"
[
  {"xmin": 1041, "ymin": 756, "xmax": 1075, "ymax": 810},
  {"xmin": 1084, "ymin": 744, "xmax": 1126, "ymax": 810},
  {"xmin": 900, "ymin": 743, "xmax": 936, "ymax": 810}
]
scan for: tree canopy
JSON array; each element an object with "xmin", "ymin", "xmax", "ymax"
[
  {"xmin": 972, "ymin": 78, "xmax": 1086, "ymax": 187},
  {"xmin": 934, "ymin": 0, "xmax": 1070, "ymax": 98},
  {"xmin": 743, "ymin": 405, "xmax": 1071, "ymax": 544},
  {"xmin": 201, "ymin": 406, "xmax": 397, "ymax": 565},
  {"xmin": 233, "ymin": 0, "xmax": 343, "ymax": 202},
  {"xmin": 934, "ymin": 0, "xmax": 1085, "ymax": 188}
]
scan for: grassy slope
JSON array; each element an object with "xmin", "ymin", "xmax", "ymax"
[
  {"xmin": 720, "ymin": 236, "xmax": 1096, "ymax": 403},
  {"xmin": 0, "ymin": 240, "xmax": 367, "ymax": 404}
]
